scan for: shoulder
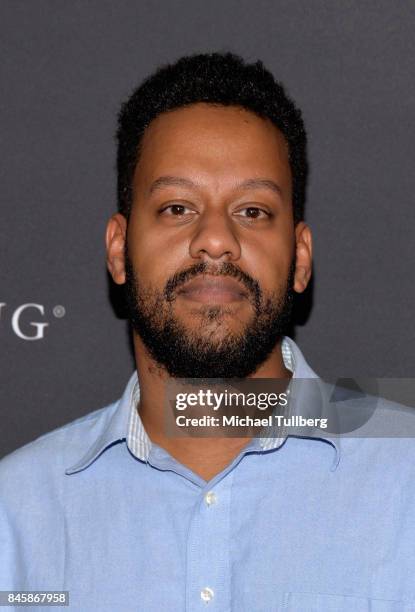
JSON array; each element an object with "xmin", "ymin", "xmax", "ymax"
[
  {"xmin": 337, "ymin": 394, "xmax": 415, "ymax": 473},
  {"xmin": 0, "ymin": 401, "xmax": 118, "ymax": 495}
]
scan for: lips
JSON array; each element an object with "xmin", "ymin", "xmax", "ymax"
[{"xmin": 177, "ymin": 276, "xmax": 248, "ymax": 303}]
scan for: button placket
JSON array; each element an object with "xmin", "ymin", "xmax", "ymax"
[{"xmin": 185, "ymin": 476, "xmax": 233, "ymax": 611}]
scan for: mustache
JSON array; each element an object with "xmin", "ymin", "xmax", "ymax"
[{"xmin": 164, "ymin": 261, "xmax": 261, "ymax": 306}]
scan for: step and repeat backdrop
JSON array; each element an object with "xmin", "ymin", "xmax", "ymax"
[{"xmin": 1, "ymin": 1, "xmax": 414, "ymax": 458}]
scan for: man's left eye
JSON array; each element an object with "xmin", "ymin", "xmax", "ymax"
[{"xmin": 235, "ymin": 207, "xmax": 270, "ymax": 219}]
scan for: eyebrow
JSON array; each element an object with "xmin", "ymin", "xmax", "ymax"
[{"xmin": 148, "ymin": 175, "xmax": 283, "ymax": 198}]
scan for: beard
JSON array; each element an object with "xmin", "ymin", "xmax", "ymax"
[{"xmin": 124, "ymin": 246, "xmax": 295, "ymax": 379}]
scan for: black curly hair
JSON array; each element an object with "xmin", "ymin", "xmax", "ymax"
[{"xmin": 116, "ymin": 51, "xmax": 308, "ymax": 224}]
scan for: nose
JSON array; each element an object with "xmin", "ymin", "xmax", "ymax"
[{"xmin": 188, "ymin": 209, "xmax": 241, "ymax": 262}]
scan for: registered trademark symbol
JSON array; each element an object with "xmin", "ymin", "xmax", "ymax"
[{"xmin": 53, "ymin": 305, "xmax": 66, "ymax": 318}]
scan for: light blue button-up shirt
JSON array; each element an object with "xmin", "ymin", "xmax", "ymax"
[{"xmin": 1, "ymin": 336, "xmax": 415, "ymax": 611}]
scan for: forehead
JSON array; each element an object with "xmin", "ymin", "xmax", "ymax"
[{"xmin": 133, "ymin": 103, "xmax": 291, "ymax": 192}]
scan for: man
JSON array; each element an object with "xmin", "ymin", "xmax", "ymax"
[{"xmin": 1, "ymin": 52, "xmax": 414, "ymax": 611}]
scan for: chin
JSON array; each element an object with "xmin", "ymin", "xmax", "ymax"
[
  {"xmin": 177, "ymin": 301, "xmax": 251, "ymax": 325},
  {"xmin": 183, "ymin": 310, "xmax": 249, "ymax": 334}
]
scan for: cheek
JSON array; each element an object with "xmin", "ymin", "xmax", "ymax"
[
  {"xmin": 127, "ymin": 219, "xmax": 187, "ymax": 287},
  {"xmin": 244, "ymin": 235, "xmax": 295, "ymax": 293}
]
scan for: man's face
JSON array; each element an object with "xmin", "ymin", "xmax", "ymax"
[{"xmin": 107, "ymin": 103, "xmax": 312, "ymax": 378}]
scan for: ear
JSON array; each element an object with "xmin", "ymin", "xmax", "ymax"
[
  {"xmin": 105, "ymin": 213, "xmax": 128, "ymax": 285},
  {"xmin": 293, "ymin": 222, "xmax": 313, "ymax": 294}
]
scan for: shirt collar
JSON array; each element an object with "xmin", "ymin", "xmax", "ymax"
[
  {"xmin": 65, "ymin": 373, "xmax": 136, "ymax": 475},
  {"xmin": 66, "ymin": 336, "xmax": 341, "ymax": 474},
  {"xmin": 252, "ymin": 337, "xmax": 341, "ymax": 470}
]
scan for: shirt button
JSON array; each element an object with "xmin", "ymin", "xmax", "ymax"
[
  {"xmin": 204, "ymin": 491, "xmax": 217, "ymax": 506},
  {"xmin": 200, "ymin": 587, "xmax": 214, "ymax": 603}
]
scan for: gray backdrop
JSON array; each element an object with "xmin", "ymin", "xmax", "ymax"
[{"xmin": 1, "ymin": 0, "xmax": 414, "ymax": 458}]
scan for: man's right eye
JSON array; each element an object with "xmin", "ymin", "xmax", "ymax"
[{"xmin": 159, "ymin": 204, "xmax": 196, "ymax": 216}]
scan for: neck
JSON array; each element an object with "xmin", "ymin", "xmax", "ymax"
[{"xmin": 133, "ymin": 334, "xmax": 292, "ymax": 482}]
